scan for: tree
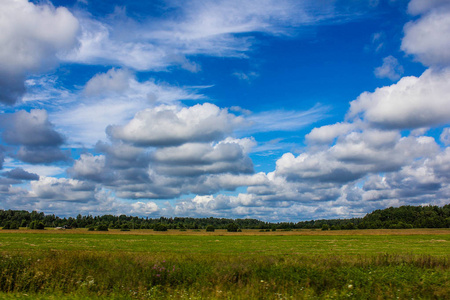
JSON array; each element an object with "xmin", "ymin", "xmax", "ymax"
[
  {"xmin": 154, "ymin": 223, "xmax": 168, "ymax": 231},
  {"xmin": 206, "ymin": 225, "xmax": 215, "ymax": 232},
  {"xmin": 96, "ymin": 224, "xmax": 108, "ymax": 231},
  {"xmin": 321, "ymin": 224, "xmax": 329, "ymax": 231},
  {"xmin": 227, "ymin": 223, "xmax": 239, "ymax": 232},
  {"xmin": 2, "ymin": 221, "xmax": 11, "ymax": 229},
  {"xmin": 36, "ymin": 222, "xmax": 45, "ymax": 229}
]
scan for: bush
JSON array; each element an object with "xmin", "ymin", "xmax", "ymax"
[
  {"xmin": 121, "ymin": 224, "xmax": 130, "ymax": 231},
  {"xmin": 29, "ymin": 221, "xmax": 45, "ymax": 230},
  {"xmin": 96, "ymin": 224, "xmax": 108, "ymax": 231},
  {"xmin": 154, "ymin": 223, "xmax": 168, "ymax": 231},
  {"xmin": 227, "ymin": 223, "xmax": 239, "ymax": 232},
  {"xmin": 205, "ymin": 225, "xmax": 215, "ymax": 232},
  {"xmin": 321, "ymin": 224, "xmax": 330, "ymax": 231},
  {"xmin": 2, "ymin": 221, "xmax": 11, "ymax": 230},
  {"xmin": 87, "ymin": 226, "xmax": 95, "ymax": 231}
]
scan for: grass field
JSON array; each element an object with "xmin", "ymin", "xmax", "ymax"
[{"xmin": 0, "ymin": 229, "xmax": 449, "ymax": 299}]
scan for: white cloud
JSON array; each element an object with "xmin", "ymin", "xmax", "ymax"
[
  {"xmin": 276, "ymin": 131, "xmax": 439, "ymax": 184},
  {"xmin": 348, "ymin": 68, "xmax": 450, "ymax": 129},
  {"xmin": 84, "ymin": 68, "xmax": 132, "ymax": 96},
  {"xmin": 306, "ymin": 122, "xmax": 355, "ymax": 144},
  {"xmin": 0, "ymin": 0, "xmax": 79, "ymax": 104},
  {"xmin": 151, "ymin": 141, "xmax": 254, "ymax": 177},
  {"xmin": 244, "ymin": 104, "xmax": 328, "ymax": 134},
  {"xmin": 29, "ymin": 177, "xmax": 96, "ymax": 202},
  {"xmin": 61, "ymin": 0, "xmax": 350, "ymax": 71},
  {"xmin": 69, "ymin": 154, "xmax": 106, "ymax": 181},
  {"xmin": 233, "ymin": 71, "xmax": 259, "ymax": 82},
  {"xmin": 374, "ymin": 56, "xmax": 404, "ymax": 80},
  {"xmin": 402, "ymin": 4, "xmax": 450, "ymax": 67},
  {"xmin": 130, "ymin": 201, "xmax": 159, "ymax": 214},
  {"xmin": 440, "ymin": 128, "xmax": 450, "ymax": 145},
  {"xmin": 51, "ymin": 69, "xmax": 206, "ymax": 147},
  {"xmin": 108, "ymin": 103, "xmax": 243, "ymax": 147},
  {"xmin": 407, "ymin": 0, "xmax": 450, "ymax": 15}
]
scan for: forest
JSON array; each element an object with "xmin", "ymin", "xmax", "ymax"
[{"xmin": 1, "ymin": 204, "xmax": 449, "ymax": 230}]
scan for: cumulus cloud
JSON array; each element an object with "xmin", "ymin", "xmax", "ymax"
[
  {"xmin": 0, "ymin": 0, "xmax": 79, "ymax": 105},
  {"xmin": 348, "ymin": 68, "xmax": 450, "ymax": 129},
  {"xmin": 2, "ymin": 168, "xmax": 39, "ymax": 181},
  {"xmin": 29, "ymin": 177, "xmax": 96, "ymax": 202},
  {"xmin": 52, "ymin": 69, "xmax": 206, "ymax": 146},
  {"xmin": 1, "ymin": 109, "xmax": 69, "ymax": 164},
  {"xmin": 440, "ymin": 128, "xmax": 450, "ymax": 145},
  {"xmin": 68, "ymin": 154, "xmax": 106, "ymax": 182},
  {"xmin": 306, "ymin": 122, "xmax": 355, "ymax": 144},
  {"xmin": 2, "ymin": 109, "xmax": 64, "ymax": 147},
  {"xmin": 402, "ymin": 1, "xmax": 450, "ymax": 67},
  {"xmin": 108, "ymin": 103, "xmax": 243, "ymax": 146},
  {"xmin": 67, "ymin": 136, "xmax": 260, "ymax": 200},
  {"xmin": 130, "ymin": 201, "xmax": 159, "ymax": 215},
  {"xmin": 84, "ymin": 68, "xmax": 132, "ymax": 96},
  {"xmin": 374, "ymin": 56, "xmax": 404, "ymax": 80},
  {"xmin": 16, "ymin": 147, "xmax": 69, "ymax": 164},
  {"xmin": 276, "ymin": 131, "xmax": 439, "ymax": 184},
  {"xmin": 151, "ymin": 140, "xmax": 254, "ymax": 177}
]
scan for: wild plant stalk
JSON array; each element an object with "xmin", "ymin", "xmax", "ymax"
[{"xmin": 0, "ymin": 251, "xmax": 448, "ymax": 299}]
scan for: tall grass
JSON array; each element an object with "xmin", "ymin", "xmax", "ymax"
[{"xmin": 1, "ymin": 251, "xmax": 448, "ymax": 299}]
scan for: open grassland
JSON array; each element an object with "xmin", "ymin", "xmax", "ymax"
[{"xmin": 0, "ymin": 229, "xmax": 449, "ymax": 299}]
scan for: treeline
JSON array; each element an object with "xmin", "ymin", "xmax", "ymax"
[{"xmin": 1, "ymin": 204, "xmax": 449, "ymax": 230}]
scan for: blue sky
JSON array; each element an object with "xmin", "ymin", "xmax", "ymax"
[{"xmin": 0, "ymin": 0, "xmax": 449, "ymax": 221}]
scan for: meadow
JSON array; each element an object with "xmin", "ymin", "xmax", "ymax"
[{"xmin": 0, "ymin": 229, "xmax": 449, "ymax": 299}]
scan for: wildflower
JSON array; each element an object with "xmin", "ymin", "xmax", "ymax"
[{"xmin": 348, "ymin": 284, "xmax": 353, "ymax": 289}]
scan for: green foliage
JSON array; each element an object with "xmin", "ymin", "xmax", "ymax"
[
  {"xmin": 120, "ymin": 224, "xmax": 130, "ymax": 231},
  {"xmin": 29, "ymin": 221, "xmax": 45, "ymax": 230},
  {"xmin": 96, "ymin": 224, "xmax": 108, "ymax": 231},
  {"xmin": 227, "ymin": 223, "xmax": 239, "ymax": 232},
  {"xmin": 2, "ymin": 221, "xmax": 10, "ymax": 230},
  {"xmin": 154, "ymin": 223, "xmax": 168, "ymax": 231},
  {"xmin": 0, "ymin": 204, "xmax": 449, "ymax": 232},
  {"xmin": 205, "ymin": 225, "xmax": 215, "ymax": 232},
  {"xmin": 321, "ymin": 224, "xmax": 329, "ymax": 231}
]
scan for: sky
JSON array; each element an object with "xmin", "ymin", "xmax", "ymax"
[{"xmin": 0, "ymin": 0, "xmax": 449, "ymax": 222}]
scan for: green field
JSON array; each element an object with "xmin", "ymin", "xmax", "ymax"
[{"xmin": 0, "ymin": 229, "xmax": 449, "ymax": 299}]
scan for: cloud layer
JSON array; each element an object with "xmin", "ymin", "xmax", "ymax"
[{"xmin": 0, "ymin": 0, "xmax": 450, "ymax": 221}]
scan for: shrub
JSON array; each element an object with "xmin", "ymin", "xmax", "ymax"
[
  {"xmin": 227, "ymin": 223, "xmax": 239, "ymax": 232},
  {"xmin": 2, "ymin": 221, "xmax": 10, "ymax": 230},
  {"xmin": 87, "ymin": 226, "xmax": 95, "ymax": 231},
  {"xmin": 321, "ymin": 224, "xmax": 330, "ymax": 231},
  {"xmin": 154, "ymin": 223, "xmax": 168, "ymax": 231},
  {"xmin": 96, "ymin": 224, "xmax": 108, "ymax": 231},
  {"xmin": 30, "ymin": 221, "xmax": 45, "ymax": 230},
  {"xmin": 205, "ymin": 225, "xmax": 215, "ymax": 232},
  {"xmin": 121, "ymin": 224, "xmax": 130, "ymax": 231}
]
